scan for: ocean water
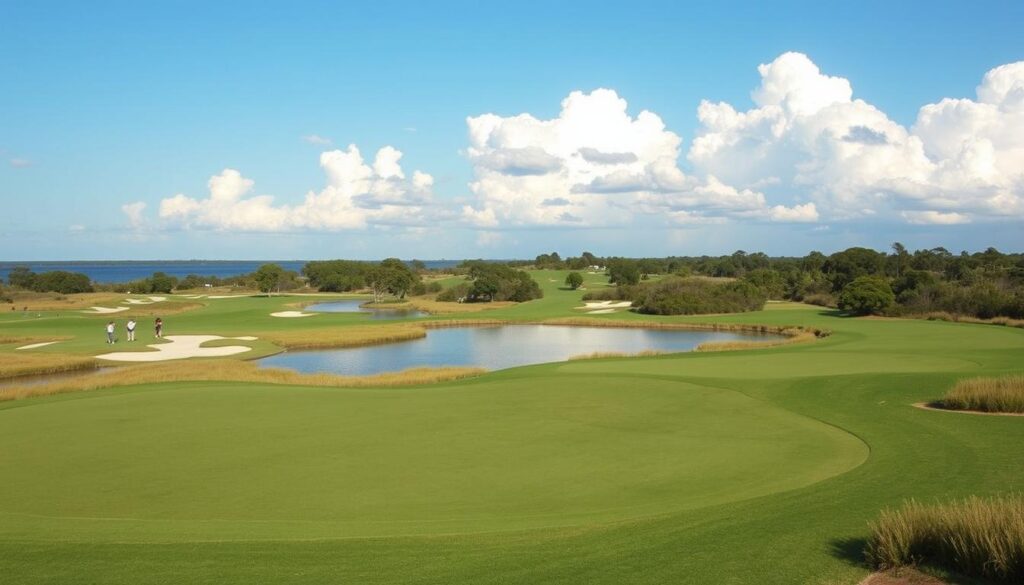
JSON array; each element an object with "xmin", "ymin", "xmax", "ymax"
[{"xmin": 0, "ymin": 260, "xmax": 464, "ymax": 284}]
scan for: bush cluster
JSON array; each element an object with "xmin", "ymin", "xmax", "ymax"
[{"xmin": 631, "ymin": 278, "xmax": 766, "ymax": 315}]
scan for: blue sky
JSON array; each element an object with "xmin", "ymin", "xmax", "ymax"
[{"xmin": 2, "ymin": 0, "xmax": 1022, "ymax": 260}]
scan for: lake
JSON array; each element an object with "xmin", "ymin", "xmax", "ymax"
[
  {"xmin": 258, "ymin": 324, "xmax": 778, "ymax": 376},
  {"xmin": 304, "ymin": 300, "xmax": 427, "ymax": 320}
]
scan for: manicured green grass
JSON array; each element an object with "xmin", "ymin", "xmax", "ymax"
[{"xmin": 1, "ymin": 276, "xmax": 1023, "ymax": 584}]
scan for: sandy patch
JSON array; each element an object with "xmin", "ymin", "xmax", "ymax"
[
  {"xmin": 581, "ymin": 301, "xmax": 633, "ymax": 309},
  {"xmin": 587, "ymin": 308, "xmax": 616, "ymax": 314},
  {"xmin": 15, "ymin": 341, "xmax": 60, "ymax": 350},
  {"xmin": 271, "ymin": 311, "xmax": 316, "ymax": 318},
  {"xmin": 95, "ymin": 335, "xmax": 257, "ymax": 362},
  {"xmin": 913, "ymin": 402, "xmax": 1024, "ymax": 417},
  {"xmin": 182, "ymin": 294, "xmax": 206, "ymax": 299},
  {"xmin": 82, "ymin": 306, "xmax": 129, "ymax": 314}
]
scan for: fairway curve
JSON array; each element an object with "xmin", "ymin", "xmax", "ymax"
[{"xmin": 0, "ymin": 375, "xmax": 867, "ymax": 543}]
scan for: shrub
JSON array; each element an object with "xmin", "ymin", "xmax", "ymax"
[
  {"xmin": 838, "ymin": 276, "xmax": 894, "ymax": 315},
  {"xmin": 28, "ymin": 271, "xmax": 93, "ymax": 294},
  {"xmin": 941, "ymin": 374, "xmax": 1024, "ymax": 413},
  {"xmin": 565, "ymin": 272, "xmax": 583, "ymax": 290},
  {"xmin": 632, "ymin": 277, "xmax": 766, "ymax": 315},
  {"xmin": 865, "ymin": 495, "xmax": 1024, "ymax": 582}
]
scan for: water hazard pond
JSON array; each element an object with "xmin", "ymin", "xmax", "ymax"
[{"xmin": 258, "ymin": 324, "xmax": 781, "ymax": 376}]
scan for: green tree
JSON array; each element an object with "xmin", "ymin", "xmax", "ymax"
[
  {"xmin": 254, "ymin": 264, "xmax": 285, "ymax": 295},
  {"xmin": 838, "ymin": 276, "xmax": 895, "ymax": 316},
  {"xmin": 565, "ymin": 272, "xmax": 583, "ymax": 290},
  {"xmin": 607, "ymin": 259, "xmax": 641, "ymax": 285},
  {"xmin": 8, "ymin": 266, "xmax": 35, "ymax": 288}
]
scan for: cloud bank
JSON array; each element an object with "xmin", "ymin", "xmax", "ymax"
[{"xmin": 123, "ymin": 53, "xmax": 1024, "ymax": 234}]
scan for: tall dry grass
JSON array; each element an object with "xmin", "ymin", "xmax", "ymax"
[
  {"xmin": 0, "ymin": 359, "xmax": 485, "ymax": 402},
  {"xmin": 941, "ymin": 375, "xmax": 1024, "ymax": 413},
  {"xmin": 919, "ymin": 312, "xmax": 1024, "ymax": 329},
  {"xmin": 408, "ymin": 298, "xmax": 516, "ymax": 314},
  {"xmin": 695, "ymin": 329, "xmax": 819, "ymax": 352},
  {"xmin": 256, "ymin": 324, "xmax": 428, "ymax": 349},
  {"xmin": 0, "ymin": 352, "xmax": 98, "ymax": 379},
  {"xmin": 568, "ymin": 349, "xmax": 666, "ymax": 361},
  {"xmin": 865, "ymin": 495, "xmax": 1024, "ymax": 582},
  {"xmin": 542, "ymin": 317, "xmax": 829, "ymax": 337}
]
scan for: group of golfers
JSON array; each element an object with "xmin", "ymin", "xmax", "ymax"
[{"xmin": 105, "ymin": 317, "xmax": 163, "ymax": 344}]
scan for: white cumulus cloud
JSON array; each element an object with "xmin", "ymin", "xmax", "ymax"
[
  {"xmin": 121, "ymin": 201, "xmax": 147, "ymax": 229},
  {"xmin": 688, "ymin": 52, "xmax": 1024, "ymax": 223},
  {"xmin": 462, "ymin": 88, "xmax": 813, "ymax": 228},
  {"xmin": 156, "ymin": 145, "xmax": 436, "ymax": 231}
]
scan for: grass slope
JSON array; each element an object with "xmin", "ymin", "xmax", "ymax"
[{"xmin": 0, "ymin": 273, "xmax": 1022, "ymax": 584}]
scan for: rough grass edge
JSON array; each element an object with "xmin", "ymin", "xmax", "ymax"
[
  {"xmin": 937, "ymin": 374, "xmax": 1024, "ymax": 414},
  {"xmin": 864, "ymin": 494, "xmax": 1024, "ymax": 583},
  {"xmin": 0, "ymin": 360, "xmax": 486, "ymax": 402}
]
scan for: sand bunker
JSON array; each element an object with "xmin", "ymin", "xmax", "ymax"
[
  {"xmin": 582, "ymin": 301, "xmax": 633, "ymax": 309},
  {"xmin": 122, "ymin": 296, "xmax": 166, "ymax": 305},
  {"xmin": 587, "ymin": 308, "xmax": 616, "ymax": 314},
  {"xmin": 271, "ymin": 311, "xmax": 316, "ymax": 318},
  {"xmin": 82, "ymin": 306, "xmax": 130, "ymax": 314},
  {"xmin": 96, "ymin": 335, "xmax": 258, "ymax": 362},
  {"xmin": 15, "ymin": 341, "xmax": 60, "ymax": 350}
]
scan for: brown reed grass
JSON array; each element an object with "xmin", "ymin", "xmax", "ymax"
[
  {"xmin": 695, "ymin": 329, "xmax": 819, "ymax": 352},
  {"xmin": 865, "ymin": 495, "xmax": 1024, "ymax": 582},
  {"xmin": 0, "ymin": 359, "xmax": 485, "ymax": 402},
  {"xmin": 0, "ymin": 353, "xmax": 98, "ymax": 379},
  {"xmin": 918, "ymin": 312, "xmax": 1024, "ymax": 329},
  {"xmin": 940, "ymin": 374, "xmax": 1024, "ymax": 413},
  {"xmin": 408, "ymin": 298, "xmax": 516, "ymax": 314},
  {"xmin": 568, "ymin": 349, "xmax": 667, "ymax": 361}
]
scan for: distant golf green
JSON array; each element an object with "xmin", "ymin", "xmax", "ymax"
[{"xmin": 1, "ymin": 273, "xmax": 1023, "ymax": 584}]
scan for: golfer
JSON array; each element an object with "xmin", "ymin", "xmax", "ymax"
[
  {"xmin": 154, "ymin": 317, "xmax": 163, "ymax": 338},
  {"xmin": 105, "ymin": 321, "xmax": 116, "ymax": 344},
  {"xmin": 126, "ymin": 319, "xmax": 137, "ymax": 341}
]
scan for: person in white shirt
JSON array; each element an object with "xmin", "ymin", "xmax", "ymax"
[
  {"xmin": 105, "ymin": 321, "xmax": 116, "ymax": 344},
  {"xmin": 126, "ymin": 319, "xmax": 137, "ymax": 342}
]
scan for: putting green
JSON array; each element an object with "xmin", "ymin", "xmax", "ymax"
[{"xmin": 0, "ymin": 375, "xmax": 865, "ymax": 542}]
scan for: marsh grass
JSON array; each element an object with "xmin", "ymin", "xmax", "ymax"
[
  {"xmin": 0, "ymin": 359, "xmax": 485, "ymax": 402},
  {"xmin": 542, "ymin": 317, "xmax": 829, "ymax": 337},
  {"xmin": 568, "ymin": 350, "xmax": 666, "ymax": 361},
  {"xmin": 0, "ymin": 353, "xmax": 98, "ymax": 379},
  {"xmin": 695, "ymin": 329, "xmax": 819, "ymax": 352},
  {"xmin": 940, "ymin": 375, "xmax": 1024, "ymax": 413},
  {"xmin": 919, "ymin": 312, "xmax": 1024, "ymax": 329},
  {"xmin": 408, "ymin": 298, "xmax": 516, "ymax": 314},
  {"xmin": 865, "ymin": 495, "xmax": 1024, "ymax": 582},
  {"xmin": 257, "ymin": 324, "xmax": 429, "ymax": 349}
]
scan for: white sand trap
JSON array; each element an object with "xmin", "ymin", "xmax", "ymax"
[
  {"xmin": 182, "ymin": 294, "xmax": 206, "ymax": 299},
  {"xmin": 82, "ymin": 306, "xmax": 129, "ymax": 314},
  {"xmin": 270, "ymin": 311, "xmax": 316, "ymax": 318},
  {"xmin": 583, "ymin": 301, "xmax": 633, "ymax": 309},
  {"xmin": 96, "ymin": 335, "xmax": 257, "ymax": 362},
  {"xmin": 16, "ymin": 341, "xmax": 60, "ymax": 350},
  {"xmin": 208, "ymin": 294, "xmax": 249, "ymax": 299},
  {"xmin": 586, "ymin": 309, "xmax": 617, "ymax": 314},
  {"xmin": 148, "ymin": 296, "xmax": 167, "ymax": 302},
  {"xmin": 123, "ymin": 298, "xmax": 154, "ymax": 305}
]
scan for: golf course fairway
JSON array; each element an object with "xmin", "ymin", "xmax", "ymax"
[
  {"xmin": 0, "ymin": 376, "xmax": 864, "ymax": 542},
  {"xmin": 1, "ymin": 283, "xmax": 1023, "ymax": 584}
]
